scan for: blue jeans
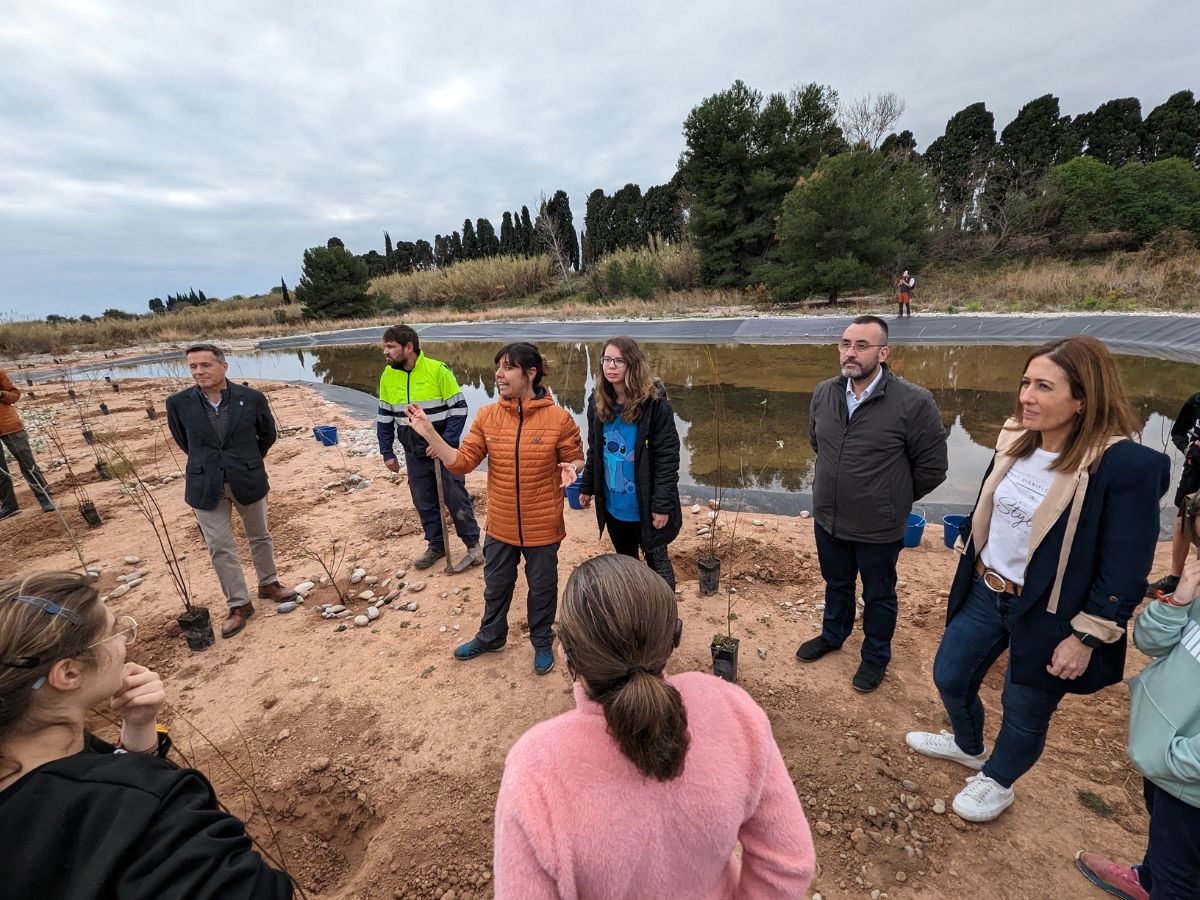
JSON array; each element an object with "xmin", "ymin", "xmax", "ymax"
[
  {"xmin": 405, "ymin": 452, "xmax": 480, "ymax": 550},
  {"xmin": 1137, "ymin": 778, "xmax": 1200, "ymax": 899},
  {"xmin": 814, "ymin": 522, "xmax": 903, "ymax": 666},
  {"xmin": 932, "ymin": 572, "xmax": 1066, "ymax": 789}
]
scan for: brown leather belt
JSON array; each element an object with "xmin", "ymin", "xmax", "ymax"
[{"xmin": 975, "ymin": 559, "xmax": 1022, "ymax": 596}]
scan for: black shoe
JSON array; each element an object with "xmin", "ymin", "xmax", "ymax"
[
  {"xmin": 852, "ymin": 660, "xmax": 887, "ymax": 693},
  {"xmin": 796, "ymin": 635, "xmax": 838, "ymax": 662},
  {"xmin": 0, "ymin": 507, "xmax": 18, "ymax": 520},
  {"xmin": 40, "ymin": 500, "xmax": 56, "ymax": 513},
  {"xmin": 1146, "ymin": 574, "xmax": 1179, "ymax": 598}
]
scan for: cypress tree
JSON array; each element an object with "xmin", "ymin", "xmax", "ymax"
[
  {"xmin": 924, "ymin": 101, "xmax": 996, "ymax": 229},
  {"xmin": 450, "ymin": 230, "xmax": 463, "ymax": 262},
  {"xmin": 500, "ymin": 212, "xmax": 516, "ymax": 255},
  {"xmin": 519, "ymin": 206, "xmax": 534, "ymax": 255},
  {"xmin": 1144, "ymin": 90, "xmax": 1200, "ymax": 163},
  {"xmin": 280, "ymin": 278, "xmax": 292, "ymax": 305},
  {"xmin": 384, "ymin": 231, "xmax": 394, "ymax": 272},
  {"xmin": 1078, "ymin": 98, "xmax": 1145, "ymax": 167},
  {"xmin": 461, "ymin": 218, "xmax": 478, "ymax": 259},
  {"xmin": 476, "ymin": 217, "xmax": 499, "ymax": 256}
]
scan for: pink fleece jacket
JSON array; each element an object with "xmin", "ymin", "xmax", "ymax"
[{"xmin": 493, "ymin": 671, "xmax": 815, "ymax": 899}]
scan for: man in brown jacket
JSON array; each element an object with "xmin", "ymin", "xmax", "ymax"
[{"xmin": 0, "ymin": 367, "xmax": 55, "ymax": 519}]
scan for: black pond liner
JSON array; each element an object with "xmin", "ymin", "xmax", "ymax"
[
  {"xmin": 697, "ymin": 555, "xmax": 721, "ymax": 596},
  {"xmin": 79, "ymin": 500, "xmax": 102, "ymax": 528},
  {"xmin": 177, "ymin": 607, "xmax": 215, "ymax": 651},
  {"xmin": 711, "ymin": 637, "xmax": 739, "ymax": 683}
]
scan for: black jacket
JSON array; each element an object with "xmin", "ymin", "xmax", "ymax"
[
  {"xmin": 809, "ymin": 365, "xmax": 948, "ymax": 543},
  {"xmin": 580, "ymin": 384, "xmax": 682, "ymax": 551},
  {"xmin": 166, "ymin": 383, "xmax": 277, "ymax": 510},
  {"xmin": 0, "ymin": 734, "xmax": 293, "ymax": 900},
  {"xmin": 948, "ymin": 440, "xmax": 1171, "ymax": 694}
]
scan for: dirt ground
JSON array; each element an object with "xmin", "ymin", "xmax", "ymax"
[{"xmin": 2, "ymin": 375, "xmax": 1174, "ymax": 900}]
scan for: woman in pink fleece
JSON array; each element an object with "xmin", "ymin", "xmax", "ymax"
[{"xmin": 493, "ymin": 554, "xmax": 816, "ymax": 899}]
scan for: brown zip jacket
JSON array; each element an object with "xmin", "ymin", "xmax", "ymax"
[{"xmin": 0, "ymin": 368, "xmax": 26, "ymax": 436}]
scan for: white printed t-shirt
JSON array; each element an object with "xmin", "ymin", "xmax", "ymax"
[{"xmin": 979, "ymin": 448, "xmax": 1059, "ymax": 585}]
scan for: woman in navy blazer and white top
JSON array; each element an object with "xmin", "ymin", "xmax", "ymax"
[{"xmin": 906, "ymin": 336, "xmax": 1171, "ymax": 822}]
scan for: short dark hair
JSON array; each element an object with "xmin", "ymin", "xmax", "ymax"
[
  {"xmin": 382, "ymin": 324, "xmax": 420, "ymax": 351},
  {"xmin": 494, "ymin": 342, "xmax": 546, "ymax": 388},
  {"xmin": 851, "ymin": 315, "xmax": 889, "ymax": 343},
  {"xmin": 185, "ymin": 343, "xmax": 226, "ymax": 363}
]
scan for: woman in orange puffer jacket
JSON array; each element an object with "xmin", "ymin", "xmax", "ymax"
[{"xmin": 408, "ymin": 342, "xmax": 584, "ymax": 677}]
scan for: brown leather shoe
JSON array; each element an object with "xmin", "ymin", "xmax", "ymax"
[
  {"xmin": 257, "ymin": 581, "xmax": 298, "ymax": 603},
  {"xmin": 221, "ymin": 604, "xmax": 255, "ymax": 638}
]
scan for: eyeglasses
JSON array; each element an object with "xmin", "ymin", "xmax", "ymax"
[
  {"xmin": 600, "ymin": 356, "xmax": 627, "ymax": 368},
  {"xmin": 838, "ymin": 340, "xmax": 886, "ymax": 352},
  {"xmin": 87, "ymin": 615, "xmax": 139, "ymax": 649}
]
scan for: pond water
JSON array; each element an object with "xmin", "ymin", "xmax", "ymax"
[{"xmin": 114, "ymin": 341, "xmax": 1194, "ymax": 531}]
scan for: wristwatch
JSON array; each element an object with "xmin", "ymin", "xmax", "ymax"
[{"xmin": 1071, "ymin": 629, "xmax": 1103, "ymax": 649}]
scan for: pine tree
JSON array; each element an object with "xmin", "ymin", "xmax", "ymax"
[{"xmin": 295, "ymin": 244, "xmax": 372, "ymax": 319}]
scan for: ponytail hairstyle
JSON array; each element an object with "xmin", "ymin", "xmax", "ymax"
[
  {"xmin": 594, "ymin": 336, "xmax": 657, "ymax": 425},
  {"xmin": 0, "ymin": 572, "xmax": 107, "ymax": 779},
  {"xmin": 557, "ymin": 554, "xmax": 689, "ymax": 781}
]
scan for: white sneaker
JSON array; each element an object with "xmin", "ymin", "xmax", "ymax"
[
  {"xmin": 905, "ymin": 730, "xmax": 988, "ymax": 770},
  {"xmin": 952, "ymin": 773, "xmax": 1014, "ymax": 822}
]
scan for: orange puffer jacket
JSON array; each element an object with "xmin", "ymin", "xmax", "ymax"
[
  {"xmin": 0, "ymin": 368, "xmax": 25, "ymax": 436},
  {"xmin": 447, "ymin": 388, "xmax": 583, "ymax": 547}
]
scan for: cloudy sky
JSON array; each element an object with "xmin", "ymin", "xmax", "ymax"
[{"xmin": 0, "ymin": 0, "xmax": 1193, "ymax": 319}]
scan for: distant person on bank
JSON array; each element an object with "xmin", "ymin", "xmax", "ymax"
[
  {"xmin": 406, "ymin": 342, "xmax": 584, "ymax": 676},
  {"xmin": 0, "ymin": 571, "xmax": 293, "ymax": 899},
  {"xmin": 493, "ymin": 554, "xmax": 815, "ymax": 899},
  {"xmin": 906, "ymin": 335, "xmax": 1171, "ymax": 823},
  {"xmin": 0, "ymin": 366, "xmax": 55, "ymax": 519},
  {"xmin": 1145, "ymin": 391, "xmax": 1200, "ymax": 599},
  {"xmin": 896, "ymin": 270, "xmax": 915, "ymax": 318},
  {"xmin": 578, "ymin": 335, "xmax": 682, "ymax": 590},
  {"xmin": 377, "ymin": 324, "xmax": 484, "ymax": 571},
  {"xmin": 797, "ymin": 315, "xmax": 948, "ymax": 693},
  {"xmin": 166, "ymin": 344, "xmax": 297, "ymax": 639}
]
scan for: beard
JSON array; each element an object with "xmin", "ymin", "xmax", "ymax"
[
  {"xmin": 388, "ymin": 359, "xmax": 407, "ymax": 370},
  {"xmin": 841, "ymin": 359, "xmax": 878, "ymax": 382}
]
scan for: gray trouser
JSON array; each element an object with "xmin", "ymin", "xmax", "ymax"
[
  {"xmin": 0, "ymin": 430, "xmax": 51, "ymax": 510},
  {"xmin": 476, "ymin": 535, "xmax": 560, "ymax": 650},
  {"xmin": 193, "ymin": 484, "xmax": 278, "ymax": 609}
]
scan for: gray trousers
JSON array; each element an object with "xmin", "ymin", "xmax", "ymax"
[
  {"xmin": 193, "ymin": 484, "xmax": 278, "ymax": 609},
  {"xmin": 476, "ymin": 535, "xmax": 560, "ymax": 650},
  {"xmin": 0, "ymin": 430, "xmax": 51, "ymax": 510}
]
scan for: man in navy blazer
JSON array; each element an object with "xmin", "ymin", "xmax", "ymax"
[{"xmin": 166, "ymin": 343, "xmax": 296, "ymax": 638}]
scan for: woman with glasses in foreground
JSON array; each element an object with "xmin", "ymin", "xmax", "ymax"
[
  {"xmin": 493, "ymin": 555, "xmax": 814, "ymax": 898},
  {"xmin": 0, "ymin": 572, "xmax": 292, "ymax": 899}
]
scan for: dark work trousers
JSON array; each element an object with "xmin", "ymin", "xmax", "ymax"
[
  {"xmin": 605, "ymin": 514, "xmax": 676, "ymax": 590},
  {"xmin": 0, "ymin": 430, "xmax": 52, "ymax": 510},
  {"xmin": 405, "ymin": 452, "xmax": 480, "ymax": 550},
  {"xmin": 475, "ymin": 535, "xmax": 560, "ymax": 650},
  {"xmin": 1137, "ymin": 778, "xmax": 1200, "ymax": 899},
  {"xmin": 814, "ymin": 522, "xmax": 903, "ymax": 667}
]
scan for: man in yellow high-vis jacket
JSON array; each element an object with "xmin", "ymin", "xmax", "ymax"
[{"xmin": 378, "ymin": 324, "xmax": 483, "ymax": 569}]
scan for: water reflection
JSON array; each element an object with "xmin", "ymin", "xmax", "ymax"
[{"xmin": 117, "ymin": 341, "xmax": 1195, "ymax": 515}]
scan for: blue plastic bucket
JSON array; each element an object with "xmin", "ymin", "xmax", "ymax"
[
  {"xmin": 313, "ymin": 425, "xmax": 338, "ymax": 446},
  {"xmin": 564, "ymin": 475, "xmax": 583, "ymax": 510},
  {"xmin": 942, "ymin": 514, "xmax": 968, "ymax": 549},
  {"xmin": 902, "ymin": 509, "xmax": 926, "ymax": 549}
]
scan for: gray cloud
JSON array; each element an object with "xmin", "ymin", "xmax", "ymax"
[{"xmin": 0, "ymin": 0, "xmax": 1195, "ymax": 318}]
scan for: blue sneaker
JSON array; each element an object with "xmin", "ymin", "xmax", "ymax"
[
  {"xmin": 453, "ymin": 638, "xmax": 504, "ymax": 661},
  {"xmin": 534, "ymin": 646, "xmax": 554, "ymax": 675}
]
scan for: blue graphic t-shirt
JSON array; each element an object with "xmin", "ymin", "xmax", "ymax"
[{"xmin": 603, "ymin": 408, "xmax": 640, "ymax": 522}]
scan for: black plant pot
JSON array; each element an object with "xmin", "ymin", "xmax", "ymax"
[
  {"xmin": 25, "ymin": 377, "xmax": 33, "ymax": 386},
  {"xmin": 145, "ymin": 405, "xmax": 157, "ymax": 419},
  {"xmin": 99, "ymin": 403, "xmax": 109, "ymax": 415},
  {"xmin": 95, "ymin": 460, "xmax": 112, "ymax": 480},
  {"xmin": 111, "ymin": 383, "xmax": 120, "ymax": 393},
  {"xmin": 177, "ymin": 607, "xmax": 215, "ymax": 652},
  {"xmin": 711, "ymin": 636, "xmax": 739, "ymax": 683},
  {"xmin": 82, "ymin": 429, "xmax": 96, "ymax": 445},
  {"xmin": 67, "ymin": 388, "xmax": 76, "ymax": 399},
  {"xmin": 79, "ymin": 500, "xmax": 102, "ymax": 528},
  {"xmin": 26, "ymin": 390, "xmax": 35, "ymax": 400},
  {"xmin": 698, "ymin": 555, "xmax": 721, "ymax": 596},
  {"xmin": 104, "ymin": 375, "xmax": 111, "ymax": 383}
]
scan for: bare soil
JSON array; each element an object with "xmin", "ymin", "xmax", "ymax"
[{"xmin": 3, "ymin": 376, "xmax": 1172, "ymax": 900}]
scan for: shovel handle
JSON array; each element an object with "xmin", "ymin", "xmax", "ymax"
[{"xmin": 434, "ymin": 459, "xmax": 457, "ymax": 573}]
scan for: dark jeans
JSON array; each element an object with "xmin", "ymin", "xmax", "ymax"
[
  {"xmin": 605, "ymin": 514, "xmax": 676, "ymax": 590},
  {"xmin": 814, "ymin": 522, "xmax": 902, "ymax": 666},
  {"xmin": 1137, "ymin": 778, "xmax": 1200, "ymax": 899},
  {"xmin": 0, "ymin": 430, "xmax": 51, "ymax": 510},
  {"xmin": 933, "ymin": 572, "xmax": 1066, "ymax": 789},
  {"xmin": 475, "ymin": 535, "xmax": 560, "ymax": 650},
  {"xmin": 405, "ymin": 452, "xmax": 480, "ymax": 550}
]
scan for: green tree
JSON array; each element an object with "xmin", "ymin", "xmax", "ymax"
[
  {"xmin": 879, "ymin": 130, "xmax": 917, "ymax": 158},
  {"xmin": 642, "ymin": 178, "xmax": 685, "ymax": 244},
  {"xmin": 434, "ymin": 234, "xmax": 449, "ymax": 267},
  {"xmin": 280, "ymin": 278, "xmax": 292, "ymax": 305},
  {"xmin": 924, "ymin": 101, "xmax": 995, "ymax": 229},
  {"xmin": 537, "ymin": 190, "xmax": 579, "ymax": 270},
  {"xmin": 476, "ymin": 217, "xmax": 499, "ymax": 256},
  {"xmin": 384, "ymin": 231, "xmax": 394, "ymax": 273},
  {"xmin": 1113, "ymin": 157, "xmax": 1200, "ymax": 240},
  {"xmin": 500, "ymin": 211, "xmax": 516, "ymax": 255},
  {"xmin": 519, "ymin": 206, "xmax": 534, "ymax": 255},
  {"xmin": 1033, "ymin": 156, "xmax": 1118, "ymax": 238},
  {"xmin": 1144, "ymin": 90, "xmax": 1200, "ymax": 163},
  {"xmin": 584, "ymin": 188, "xmax": 611, "ymax": 263},
  {"xmin": 148, "ymin": 297, "xmax": 165, "ymax": 314},
  {"xmin": 295, "ymin": 244, "xmax": 372, "ymax": 319},
  {"xmin": 103, "ymin": 308, "xmax": 135, "ymax": 320},
  {"xmin": 997, "ymin": 95, "xmax": 1078, "ymax": 178},
  {"xmin": 414, "ymin": 239, "xmax": 435, "ymax": 269},
  {"xmin": 1078, "ymin": 98, "xmax": 1144, "ymax": 167},
  {"xmin": 326, "ymin": 236, "xmax": 345, "ymax": 251},
  {"xmin": 461, "ymin": 218, "xmax": 478, "ymax": 259},
  {"xmin": 609, "ymin": 183, "xmax": 644, "ymax": 250},
  {"xmin": 764, "ymin": 150, "xmax": 934, "ymax": 302},
  {"xmin": 680, "ymin": 79, "xmax": 845, "ymax": 287},
  {"xmin": 450, "ymin": 230, "xmax": 463, "ymax": 261},
  {"xmin": 361, "ymin": 250, "xmax": 388, "ymax": 277}
]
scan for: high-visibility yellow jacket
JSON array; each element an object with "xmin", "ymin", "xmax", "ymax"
[{"xmin": 377, "ymin": 351, "xmax": 468, "ymax": 460}]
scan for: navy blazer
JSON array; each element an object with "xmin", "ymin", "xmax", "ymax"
[
  {"xmin": 166, "ymin": 383, "xmax": 277, "ymax": 511},
  {"xmin": 947, "ymin": 439, "xmax": 1171, "ymax": 695}
]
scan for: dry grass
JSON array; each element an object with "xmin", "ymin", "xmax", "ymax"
[{"xmin": 372, "ymin": 255, "xmax": 558, "ymax": 307}]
